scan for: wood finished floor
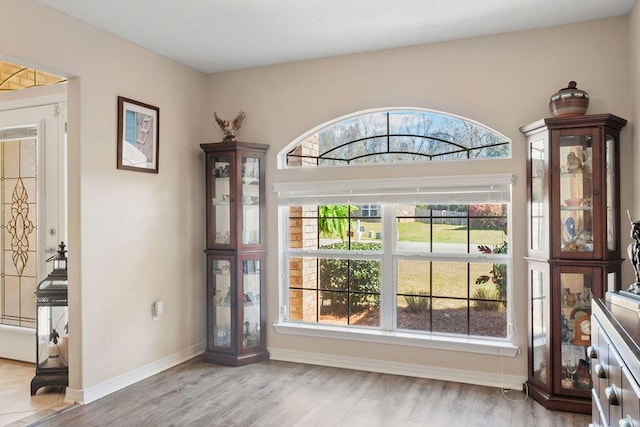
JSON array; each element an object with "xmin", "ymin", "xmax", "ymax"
[
  {"xmin": 0, "ymin": 358, "xmax": 70, "ymax": 426},
  {"xmin": 34, "ymin": 358, "xmax": 590, "ymax": 427}
]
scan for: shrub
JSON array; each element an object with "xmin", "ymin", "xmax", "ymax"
[
  {"xmin": 318, "ymin": 205, "xmax": 357, "ymax": 240},
  {"xmin": 469, "ymin": 204, "xmax": 507, "ymax": 231},
  {"xmin": 404, "ymin": 293, "xmax": 430, "ymax": 313},
  {"xmin": 476, "ymin": 241, "xmax": 507, "ymax": 299},
  {"xmin": 472, "ymin": 284, "xmax": 502, "ymax": 311},
  {"xmin": 319, "ymin": 242, "xmax": 381, "ymax": 316}
]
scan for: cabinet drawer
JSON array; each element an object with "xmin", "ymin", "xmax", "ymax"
[
  {"xmin": 592, "ymin": 321, "xmax": 610, "ymax": 422},
  {"xmin": 607, "ymin": 343, "xmax": 624, "ymax": 423},
  {"xmin": 592, "ymin": 388, "xmax": 607, "ymax": 427},
  {"xmin": 620, "ymin": 366, "xmax": 640, "ymax": 427}
]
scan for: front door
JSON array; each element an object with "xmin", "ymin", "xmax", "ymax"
[{"xmin": 0, "ymin": 101, "xmax": 66, "ymax": 361}]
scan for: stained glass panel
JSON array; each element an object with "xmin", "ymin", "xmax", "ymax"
[{"xmin": 1, "ymin": 130, "xmax": 38, "ymax": 328}]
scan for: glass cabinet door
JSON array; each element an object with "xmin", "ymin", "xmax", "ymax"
[
  {"xmin": 605, "ymin": 134, "xmax": 616, "ymax": 252},
  {"xmin": 530, "ymin": 265, "xmax": 549, "ymax": 386},
  {"xmin": 211, "ymin": 258, "xmax": 232, "ymax": 349},
  {"xmin": 557, "ymin": 269, "xmax": 593, "ymax": 394},
  {"xmin": 558, "ymin": 133, "xmax": 594, "ymax": 255},
  {"xmin": 242, "ymin": 258, "xmax": 261, "ymax": 349},
  {"xmin": 530, "ymin": 138, "xmax": 547, "ymax": 254},
  {"xmin": 241, "ymin": 156, "xmax": 260, "ymax": 245},
  {"xmin": 210, "ymin": 154, "xmax": 232, "ymax": 247}
]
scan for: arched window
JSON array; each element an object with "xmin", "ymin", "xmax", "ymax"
[
  {"xmin": 281, "ymin": 108, "xmax": 510, "ymax": 168},
  {"xmin": 274, "ymin": 108, "xmax": 516, "ymax": 356}
]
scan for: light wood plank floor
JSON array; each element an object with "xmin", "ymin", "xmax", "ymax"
[
  {"xmin": 0, "ymin": 358, "xmax": 69, "ymax": 426},
  {"xmin": 33, "ymin": 358, "xmax": 590, "ymax": 427}
]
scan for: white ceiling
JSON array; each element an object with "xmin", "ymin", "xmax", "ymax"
[{"xmin": 36, "ymin": 0, "xmax": 636, "ymax": 74}]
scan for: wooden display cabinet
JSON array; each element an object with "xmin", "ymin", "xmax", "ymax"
[
  {"xmin": 520, "ymin": 114, "xmax": 627, "ymax": 413},
  {"xmin": 200, "ymin": 141, "xmax": 269, "ymax": 366}
]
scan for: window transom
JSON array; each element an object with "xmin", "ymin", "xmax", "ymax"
[{"xmin": 283, "ymin": 108, "xmax": 510, "ymax": 168}]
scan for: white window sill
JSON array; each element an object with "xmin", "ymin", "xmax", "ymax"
[{"xmin": 273, "ymin": 322, "xmax": 519, "ymax": 357}]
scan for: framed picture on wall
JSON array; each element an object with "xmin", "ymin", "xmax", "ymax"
[{"xmin": 117, "ymin": 96, "xmax": 159, "ymax": 173}]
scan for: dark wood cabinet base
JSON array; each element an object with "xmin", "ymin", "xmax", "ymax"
[
  {"xmin": 202, "ymin": 350, "xmax": 269, "ymax": 367},
  {"xmin": 526, "ymin": 381, "xmax": 591, "ymax": 414}
]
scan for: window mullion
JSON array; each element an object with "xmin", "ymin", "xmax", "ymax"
[{"xmin": 381, "ymin": 204, "xmax": 395, "ymax": 331}]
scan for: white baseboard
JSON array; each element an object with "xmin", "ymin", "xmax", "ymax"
[
  {"xmin": 268, "ymin": 347, "xmax": 526, "ymax": 390},
  {"xmin": 65, "ymin": 341, "xmax": 205, "ymax": 404},
  {"xmin": 64, "ymin": 342, "xmax": 524, "ymax": 405}
]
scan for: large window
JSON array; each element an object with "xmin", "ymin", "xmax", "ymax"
[
  {"xmin": 276, "ymin": 108, "xmax": 515, "ymax": 354},
  {"xmin": 275, "ymin": 175, "xmax": 514, "ymax": 350},
  {"xmin": 284, "ymin": 200, "xmax": 509, "ymax": 337}
]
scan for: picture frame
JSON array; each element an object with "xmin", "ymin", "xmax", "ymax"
[{"xmin": 117, "ymin": 96, "xmax": 159, "ymax": 173}]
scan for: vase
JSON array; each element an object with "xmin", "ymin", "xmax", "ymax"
[{"xmin": 549, "ymin": 81, "xmax": 589, "ymax": 117}]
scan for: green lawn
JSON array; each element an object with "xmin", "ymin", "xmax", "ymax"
[
  {"xmin": 356, "ymin": 220, "xmax": 505, "ymax": 245},
  {"xmin": 396, "ymin": 259, "xmax": 500, "ymax": 299},
  {"xmin": 317, "ymin": 219, "xmax": 507, "ymax": 309}
]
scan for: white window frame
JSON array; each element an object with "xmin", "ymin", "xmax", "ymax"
[{"xmin": 274, "ymin": 175, "xmax": 519, "ymax": 357}]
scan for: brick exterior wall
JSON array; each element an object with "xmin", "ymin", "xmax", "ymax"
[
  {"xmin": 287, "ymin": 135, "xmax": 319, "ymax": 167},
  {"xmin": 288, "ymin": 205, "xmax": 320, "ymax": 321},
  {"xmin": 288, "ymin": 136, "xmax": 320, "ymax": 321}
]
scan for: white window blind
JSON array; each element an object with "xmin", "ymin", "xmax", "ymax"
[{"xmin": 274, "ymin": 174, "xmax": 513, "ymax": 206}]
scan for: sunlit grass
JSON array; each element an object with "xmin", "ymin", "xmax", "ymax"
[
  {"xmin": 396, "ymin": 260, "xmax": 499, "ymax": 308},
  {"xmin": 356, "ymin": 221, "xmax": 504, "ymax": 245},
  {"xmin": 311, "ymin": 218, "xmax": 508, "ymax": 312}
]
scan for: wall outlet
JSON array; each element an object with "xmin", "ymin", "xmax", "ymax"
[{"xmin": 152, "ymin": 300, "xmax": 163, "ymax": 321}]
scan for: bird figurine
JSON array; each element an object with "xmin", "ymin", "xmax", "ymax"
[
  {"xmin": 566, "ymin": 152, "xmax": 583, "ymax": 173},
  {"xmin": 214, "ymin": 110, "xmax": 246, "ymax": 141}
]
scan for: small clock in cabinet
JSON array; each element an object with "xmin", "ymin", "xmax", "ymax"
[{"xmin": 571, "ymin": 312, "xmax": 591, "ymax": 346}]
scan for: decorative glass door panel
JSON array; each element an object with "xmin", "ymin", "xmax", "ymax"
[
  {"xmin": 242, "ymin": 258, "xmax": 261, "ymax": 349},
  {"xmin": 241, "ymin": 156, "xmax": 260, "ymax": 245},
  {"xmin": 559, "ymin": 134, "xmax": 593, "ymax": 255},
  {"xmin": 1, "ymin": 132, "xmax": 38, "ymax": 328},
  {"xmin": 210, "ymin": 155, "xmax": 232, "ymax": 247},
  {"xmin": 211, "ymin": 258, "xmax": 232, "ymax": 349},
  {"xmin": 558, "ymin": 270, "xmax": 593, "ymax": 393}
]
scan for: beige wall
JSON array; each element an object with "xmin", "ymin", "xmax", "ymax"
[
  {"xmin": 208, "ymin": 17, "xmax": 633, "ymax": 380},
  {"xmin": 1, "ymin": 0, "xmax": 208, "ymax": 397}
]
